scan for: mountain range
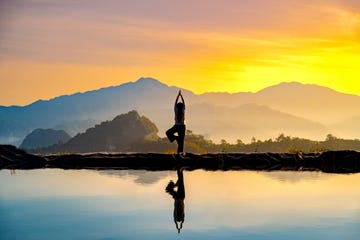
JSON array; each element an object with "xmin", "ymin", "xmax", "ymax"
[{"xmin": 1, "ymin": 77, "xmax": 359, "ymax": 145}]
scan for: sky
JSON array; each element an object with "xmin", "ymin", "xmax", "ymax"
[{"xmin": 1, "ymin": 0, "xmax": 360, "ymax": 106}]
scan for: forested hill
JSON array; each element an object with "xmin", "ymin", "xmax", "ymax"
[
  {"xmin": 25, "ymin": 110, "xmax": 360, "ymax": 154},
  {"xmin": 37, "ymin": 111, "xmax": 158, "ymax": 153}
]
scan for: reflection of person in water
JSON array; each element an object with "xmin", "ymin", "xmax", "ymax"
[
  {"xmin": 165, "ymin": 168, "xmax": 185, "ymax": 233},
  {"xmin": 166, "ymin": 90, "xmax": 186, "ymax": 154}
]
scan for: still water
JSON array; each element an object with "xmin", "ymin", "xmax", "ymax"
[{"xmin": 0, "ymin": 169, "xmax": 359, "ymax": 240}]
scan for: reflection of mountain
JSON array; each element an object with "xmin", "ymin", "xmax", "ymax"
[
  {"xmin": 101, "ymin": 170, "xmax": 327, "ymax": 184},
  {"xmin": 2, "ymin": 78, "xmax": 360, "ymax": 145},
  {"xmin": 99, "ymin": 170, "xmax": 172, "ymax": 185},
  {"xmin": 261, "ymin": 171, "xmax": 327, "ymax": 183}
]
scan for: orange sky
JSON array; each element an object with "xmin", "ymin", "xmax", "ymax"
[{"xmin": 1, "ymin": 0, "xmax": 360, "ymax": 106}]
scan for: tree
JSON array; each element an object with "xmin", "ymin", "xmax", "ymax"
[{"xmin": 325, "ymin": 134, "xmax": 337, "ymax": 142}]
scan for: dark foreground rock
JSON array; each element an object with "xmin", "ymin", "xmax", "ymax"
[
  {"xmin": 1, "ymin": 145, "xmax": 360, "ymax": 173},
  {"xmin": 0, "ymin": 145, "xmax": 47, "ymax": 169}
]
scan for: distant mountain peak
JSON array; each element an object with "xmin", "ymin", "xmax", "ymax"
[
  {"xmin": 20, "ymin": 128, "xmax": 71, "ymax": 149},
  {"xmin": 113, "ymin": 110, "xmax": 140, "ymax": 122},
  {"xmin": 57, "ymin": 110, "xmax": 158, "ymax": 152},
  {"xmin": 134, "ymin": 77, "xmax": 167, "ymax": 86},
  {"xmin": 258, "ymin": 81, "xmax": 335, "ymax": 93}
]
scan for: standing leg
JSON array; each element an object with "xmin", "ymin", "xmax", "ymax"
[{"xmin": 177, "ymin": 125, "xmax": 186, "ymax": 153}]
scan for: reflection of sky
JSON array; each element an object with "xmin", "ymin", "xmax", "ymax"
[{"xmin": 0, "ymin": 169, "xmax": 359, "ymax": 239}]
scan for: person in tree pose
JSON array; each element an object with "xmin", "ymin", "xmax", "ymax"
[{"xmin": 166, "ymin": 90, "xmax": 186, "ymax": 154}]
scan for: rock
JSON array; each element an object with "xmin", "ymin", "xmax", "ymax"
[
  {"xmin": 0, "ymin": 145, "xmax": 46, "ymax": 169},
  {"xmin": 1, "ymin": 145, "xmax": 360, "ymax": 173}
]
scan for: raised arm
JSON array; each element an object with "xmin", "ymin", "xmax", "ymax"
[
  {"xmin": 179, "ymin": 93, "xmax": 185, "ymax": 106},
  {"xmin": 175, "ymin": 91, "xmax": 181, "ymax": 106}
]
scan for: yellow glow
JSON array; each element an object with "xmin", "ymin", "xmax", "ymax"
[
  {"xmin": 3, "ymin": 169, "xmax": 360, "ymax": 209},
  {"xmin": 1, "ymin": 2, "xmax": 360, "ymax": 105},
  {"xmin": 2, "ymin": 33, "xmax": 360, "ymax": 106}
]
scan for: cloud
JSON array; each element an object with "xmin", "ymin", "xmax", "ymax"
[
  {"xmin": 322, "ymin": 6, "xmax": 360, "ymax": 36},
  {"xmin": 1, "ymin": 0, "xmax": 360, "ymax": 105},
  {"xmin": 2, "ymin": 0, "xmax": 360, "ymax": 65}
]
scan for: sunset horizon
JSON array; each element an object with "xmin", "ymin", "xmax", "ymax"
[
  {"xmin": 1, "ymin": 77, "xmax": 359, "ymax": 107},
  {"xmin": 1, "ymin": 0, "xmax": 360, "ymax": 105},
  {"xmin": 1, "ymin": 2, "xmax": 360, "ymax": 238}
]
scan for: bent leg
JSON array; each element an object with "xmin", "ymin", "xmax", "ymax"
[{"xmin": 166, "ymin": 125, "xmax": 178, "ymax": 143}]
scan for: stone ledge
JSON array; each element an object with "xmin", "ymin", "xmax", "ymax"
[{"xmin": 1, "ymin": 145, "xmax": 359, "ymax": 173}]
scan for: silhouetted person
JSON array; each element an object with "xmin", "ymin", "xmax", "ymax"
[
  {"xmin": 165, "ymin": 168, "xmax": 185, "ymax": 233},
  {"xmin": 166, "ymin": 90, "xmax": 186, "ymax": 154}
]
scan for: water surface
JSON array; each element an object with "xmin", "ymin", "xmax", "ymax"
[{"xmin": 1, "ymin": 169, "xmax": 359, "ymax": 239}]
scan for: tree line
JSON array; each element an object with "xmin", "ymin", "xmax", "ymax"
[{"xmin": 131, "ymin": 131, "xmax": 360, "ymax": 154}]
